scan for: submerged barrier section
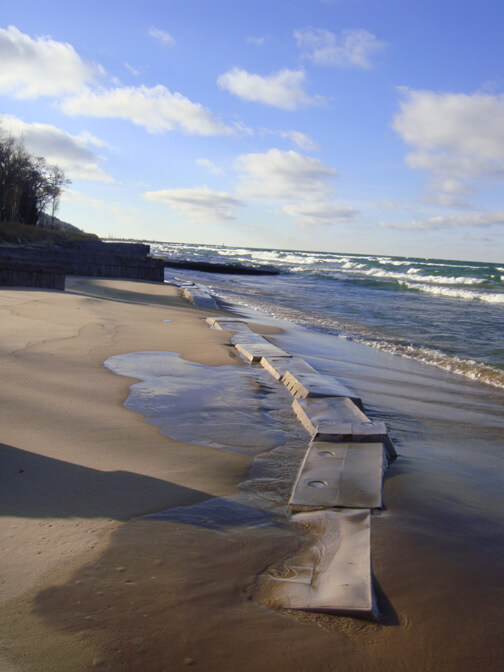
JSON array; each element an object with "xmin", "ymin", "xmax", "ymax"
[
  {"xmin": 177, "ymin": 284, "xmax": 396, "ymax": 619},
  {"xmin": 172, "ymin": 278, "xmax": 219, "ymax": 309}
]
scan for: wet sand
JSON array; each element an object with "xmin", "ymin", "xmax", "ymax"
[{"xmin": 1, "ymin": 278, "xmax": 503, "ymax": 671}]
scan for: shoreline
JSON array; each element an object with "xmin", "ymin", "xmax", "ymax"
[
  {"xmin": 1, "ymin": 277, "xmax": 503, "ymax": 671},
  {"xmin": 0, "ymin": 277, "xmax": 253, "ymax": 669}
]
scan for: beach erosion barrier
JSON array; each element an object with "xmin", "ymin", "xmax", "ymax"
[
  {"xmin": 181, "ymin": 285, "xmax": 218, "ymax": 309},
  {"xmin": 179, "ymin": 289, "xmax": 396, "ymax": 619},
  {"xmin": 168, "ymin": 276, "xmax": 220, "ymax": 309},
  {"xmin": 0, "ymin": 241, "xmax": 165, "ymax": 288}
]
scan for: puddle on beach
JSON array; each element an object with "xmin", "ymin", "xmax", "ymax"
[{"xmin": 104, "ymin": 350, "xmax": 308, "ymax": 510}]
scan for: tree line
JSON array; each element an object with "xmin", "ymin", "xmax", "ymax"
[{"xmin": 0, "ymin": 130, "xmax": 70, "ymax": 227}]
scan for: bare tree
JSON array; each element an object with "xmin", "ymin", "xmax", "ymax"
[
  {"xmin": 0, "ymin": 128, "xmax": 70, "ymax": 226},
  {"xmin": 44, "ymin": 166, "xmax": 70, "ymax": 226}
]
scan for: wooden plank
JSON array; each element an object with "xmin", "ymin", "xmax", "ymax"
[{"xmin": 289, "ymin": 441, "xmax": 384, "ymax": 511}]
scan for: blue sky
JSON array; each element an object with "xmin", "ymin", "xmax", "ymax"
[{"xmin": 1, "ymin": 0, "xmax": 503, "ymax": 262}]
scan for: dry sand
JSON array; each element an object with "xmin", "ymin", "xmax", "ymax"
[{"xmin": 0, "ymin": 277, "xmax": 502, "ymax": 672}]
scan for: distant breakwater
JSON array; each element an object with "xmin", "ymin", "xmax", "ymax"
[{"xmin": 161, "ymin": 259, "xmax": 280, "ymax": 275}]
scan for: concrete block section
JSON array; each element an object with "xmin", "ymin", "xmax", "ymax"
[
  {"xmin": 289, "ymin": 441, "xmax": 384, "ymax": 511},
  {"xmin": 282, "ymin": 371, "xmax": 362, "ymax": 408},
  {"xmin": 293, "ymin": 397, "xmax": 396, "ymax": 462},
  {"xmin": 181, "ymin": 287, "xmax": 218, "ymax": 309},
  {"xmin": 235, "ymin": 342, "xmax": 291, "ymax": 363},
  {"xmin": 231, "ymin": 332, "xmax": 269, "ymax": 345},
  {"xmin": 205, "ymin": 317, "xmax": 251, "ymax": 331},
  {"xmin": 174, "ymin": 278, "xmax": 196, "ymax": 287},
  {"xmin": 215, "ymin": 321, "xmax": 253, "ymax": 333},
  {"xmin": 260, "ymin": 356, "xmax": 316, "ymax": 381},
  {"xmin": 265, "ymin": 509, "xmax": 377, "ymax": 618},
  {"xmin": 293, "ymin": 397, "xmax": 370, "ymax": 434}
]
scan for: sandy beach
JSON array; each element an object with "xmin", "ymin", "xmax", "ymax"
[{"xmin": 1, "ymin": 277, "xmax": 503, "ymax": 672}]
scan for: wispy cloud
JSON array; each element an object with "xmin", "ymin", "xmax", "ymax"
[
  {"xmin": 236, "ymin": 148, "xmax": 356, "ymax": 226},
  {"xmin": 246, "ymin": 36, "xmax": 266, "ymax": 46},
  {"xmin": 283, "ymin": 202, "xmax": 357, "ymax": 226},
  {"xmin": 196, "ymin": 158, "xmax": 224, "ymax": 175},
  {"xmin": 0, "ymin": 115, "xmax": 113, "ymax": 183},
  {"xmin": 0, "ymin": 25, "xmax": 99, "ymax": 98},
  {"xmin": 62, "ymin": 85, "xmax": 233, "ymax": 135},
  {"xmin": 217, "ymin": 68, "xmax": 323, "ymax": 110},
  {"xmin": 143, "ymin": 187, "xmax": 243, "ymax": 223},
  {"xmin": 148, "ymin": 26, "xmax": 176, "ymax": 46},
  {"xmin": 380, "ymin": 211, "xmax": 504, "ymax": 231},
  {"xmin": 277, "ymin": 130, "xmax": 320, "ymax": 152},
  {"xmin": 294, "ymin": 27, "xmax": 387, "ymax": 68},
  {"xmin": 63, "ymin": 189, "xmax": 147, "ymax": 232},
  {"xmin": 125, "ymin": 63, "xmax": 142, "ymax": 76}
]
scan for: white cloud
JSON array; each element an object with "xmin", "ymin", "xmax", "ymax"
[
  {"xmin": 231, "ymin": 120, "xmax": 254, "ymax": 136},
  {"xmin": 0, "ymin": 25, "xmax": 98, "ymax": 99},
  {"xmin": 62, "ymin": 189, "xmax": 147, "ymax": 232},
  {"xmin": 0, "ymin": 115, "xmax": 113, "ymax": 183},
  {"xmin": 143, "ymin": 187, "xmax": 243, "ymax": 223},
  {"xmin": 423, "ymin": 193, "xmax": 471, "ymax": 209},
  {"xmin": 236, "ymin": 148, "xmax": 357, "ymax": 226},
  {"xmin": 393, "ymin": 90, "xmax": 504, "ymax": 164},
  {"xmin": 282, "ymin": 202, "xmax": 357, "ymax": 225},
  {"xmin": 261, "ymin": 128, "xmax": 320, "ymax": 151},
  {"xmin": 393, "ymin": 89, "xmax": 504, "ymax": 203},
  {"xmin": 196, "ymin": 158, "xmax": 223, "ymax": 174},
  {"xmin": 125, "ymin": 63, "xmax": 141, "ymax": 76},
  {"xmin": 62, "ymin": 85, "xmax": 233, "ymax": 135},
  {"xmin": 62, "ymin": 189, "xmax": 107, "ymax": 207},
  {"xmin": 437, "ymin": 179, "xmax": 473, "ymax": 195},
  {"xmin": 236, "ymin": 149, "xmax": 336, "ymax": 200},
  {"xmin": 148, "ymin": 26, "xmax": 175, "ymax": 46},
  {"xmin": 377, "ymin": 200, "xmax": 401, "ymax": 210},
  {"xmin": 376, "ymin": 199, "xmax": 420, "ymax": 212},
  {"xmin": 246, "ymin": 36, "xmax": 266, "ymax": 46},
  {"xmin": 277, "ymin": 130, "xmax": 320, "ymax": 152},
  {"xmin": 217, "ymin": 68, "xmax": 322, "ymax": 110},
  {"xmin": 294, "ymin": 27, "xmax": 387, "ymax": 68},
  {"xmin": 380, "ymin": 211, "xmax": 504, "ymax": 231}
]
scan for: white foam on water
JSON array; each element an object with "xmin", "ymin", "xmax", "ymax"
[
  {"xmin": 345, "ymin": 268, "xmax": 487, "ymax": 285},
  {"xmin": 401, "ymin": 282, "xmax": 504, "ymax": 304},
  {"xmin": 342, "ymin": 335, "xmax": 504, "ymax": 389}
]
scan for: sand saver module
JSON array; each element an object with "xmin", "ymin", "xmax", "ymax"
[{"xmin": 176, "ymin": 278, "xmax": 396, "ymax": 619}]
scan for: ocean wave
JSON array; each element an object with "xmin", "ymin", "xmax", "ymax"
[
  {"xmin": 401, "ymin": 282, "xmax": 504, "ymax": 304},
  {"xmin": 342, "ymin": 336, "xmax": 504, "ymax": 389},
  {"xmin": 242, "ymin": 250, "xmax": 320, "ymax": 265},
  {"xmin": 336, "ymin": 266, "xmax": 487, "ymax": 286},
  {"xmin": 210, "ymin": 287, "xmax": 504, "ymax": 390},
  {"xmin": 341, "ymin": 261, "xmax": 367, "ymax": 270},
  {"xmin": 219, "ymin": 248, "xmax": 256, "ymax": 257}
]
